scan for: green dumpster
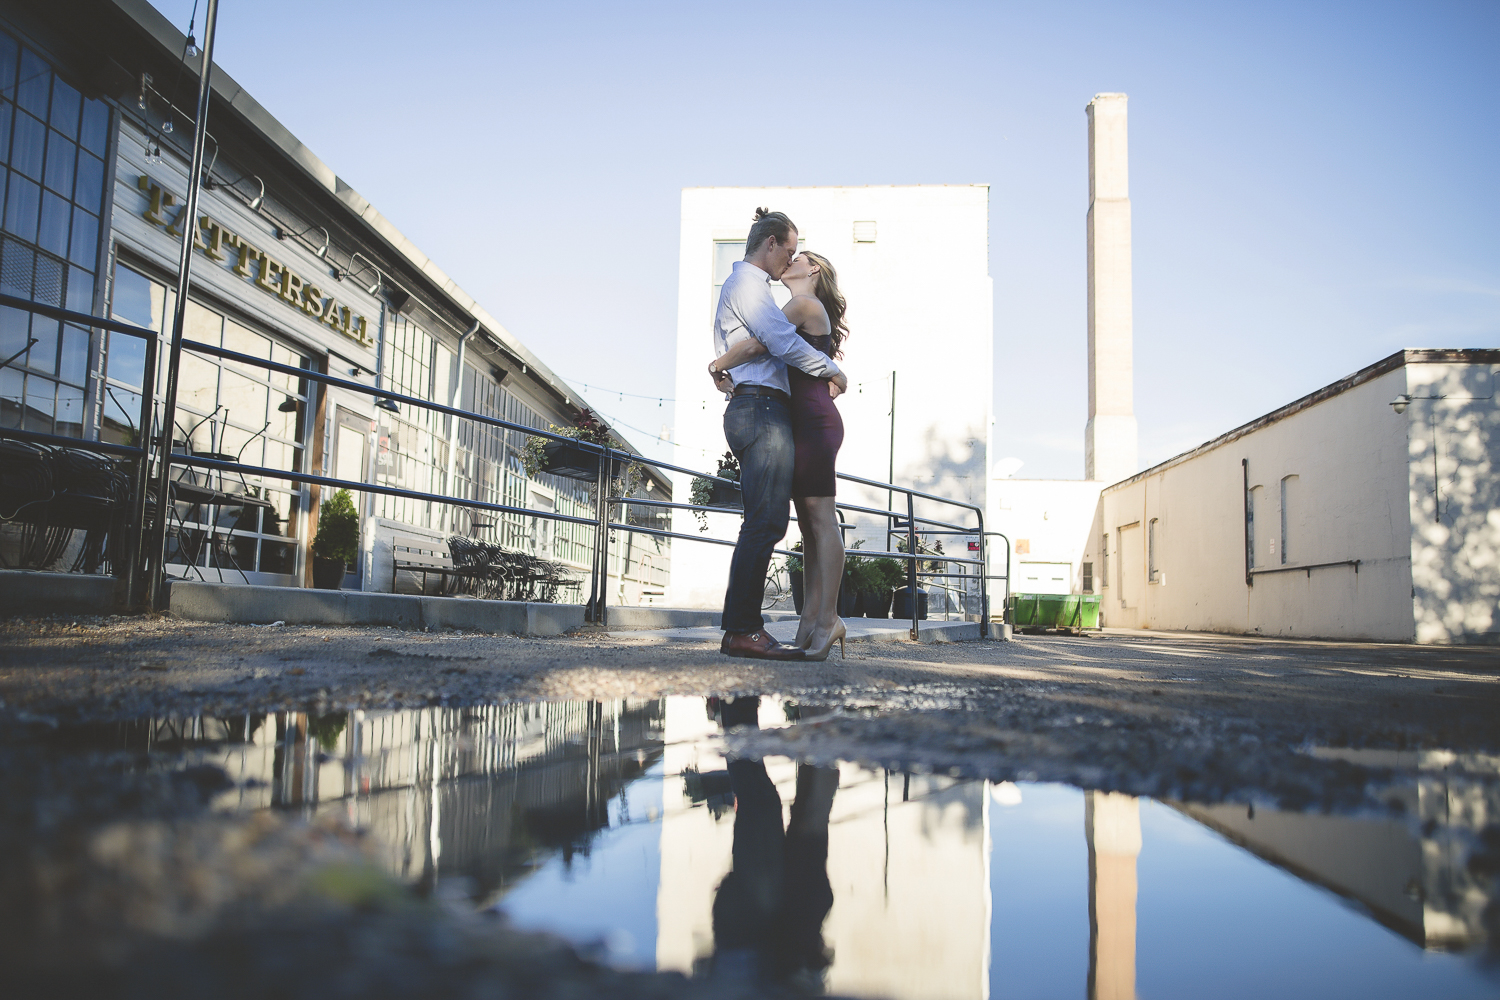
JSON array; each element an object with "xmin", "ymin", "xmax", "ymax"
[{"xmin": 1009, "ymin": 593, "xmax": 1101, "ymax": 630}]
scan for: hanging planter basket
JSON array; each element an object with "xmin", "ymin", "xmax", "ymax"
[{"xmin": 540, "ymin": 440, "xmax": 603, "ymax": 481}]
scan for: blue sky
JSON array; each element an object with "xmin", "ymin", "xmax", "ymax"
[{"xmin": 151, "ymin": 0, "xmax": 1498, "ymax": 479}]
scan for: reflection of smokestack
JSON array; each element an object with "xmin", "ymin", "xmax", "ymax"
[
  {"xmin": 1086, "ymin": 790, "xmax": 1140, "ymax": 1000},
  {"xmin": 1085, "ymin": 93, "xmax": 1139, "ymax": 484}
]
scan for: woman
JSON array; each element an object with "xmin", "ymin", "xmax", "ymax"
[{"xmin": 709, "ymin": 251, "xmax": 848, "ymax": 661}]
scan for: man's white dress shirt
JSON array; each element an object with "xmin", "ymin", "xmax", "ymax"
[{"xmin": 714, "ymin": 260, "xmax": 842, "ymax": 396}]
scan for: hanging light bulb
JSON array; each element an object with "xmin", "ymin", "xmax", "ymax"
[
  {"xmin": 161, "ymin": 117, "xmax": 173, "ymax": 135},
  {"xmin": 185, "ymin": 34, "xmax": 200, "ymax": 58}
]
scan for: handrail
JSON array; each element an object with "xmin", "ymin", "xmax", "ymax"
[
  {"xmin": 1, "ymin": 304, "xmax": 988, "ymax": 637},
  {"xmin": 0, "ymin": 293, "xmax": 158, "ymax": 339},
  {"xmin": 0, "ymin": 426, "xmax": 143, "ymax": 456}
]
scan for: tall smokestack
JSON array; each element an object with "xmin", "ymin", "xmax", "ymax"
[{"xmin": 1085, "ymin": 93, "xmax": 1139, "ymax": 484}]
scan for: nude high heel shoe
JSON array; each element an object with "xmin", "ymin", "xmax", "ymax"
[{"xmin": 805, "ymin": 620, "xmax": 847, "ymax": 662}]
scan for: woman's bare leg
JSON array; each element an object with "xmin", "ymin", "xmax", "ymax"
[
  {"xmin": 795, "ymin": 495, "xmax": 844, "ymax": 648},
  {"xmin": 793, "ymin": 497, "xmax": 820, "ymax": 648}
]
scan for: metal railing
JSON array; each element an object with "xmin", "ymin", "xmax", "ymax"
[{"xmin": 1, "ymin": 294, "xmax": 993, "ymax": 640}]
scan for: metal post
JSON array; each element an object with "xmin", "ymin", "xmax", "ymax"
[
  {"xmin": 887, "ymin": 370, "xmax": 896, "ymax": 515},
  {"xmin": 585, "ymin": 447, "xmax": 609, "ymax": 623},
  {"xmin": 145, "ymin": 0, "xmax": 219, "ymax": 610},
  {"xmin": 976, "ymin": 510, "xmax": 989, "ymax": 638},
  {"xmin": 123, "ymin": 332, "xmax": 158, "ymax": 608},
  {"xmin": 906, "ymin": 492, "xmax": 918, "ymax": 641}
]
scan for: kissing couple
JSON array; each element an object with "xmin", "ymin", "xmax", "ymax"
[{"xmin": 710, "ymin": 208, "xmax": 851, "ymax": 662}]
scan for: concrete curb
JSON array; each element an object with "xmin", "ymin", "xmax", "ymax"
[
  {"xmin": 607, "ymin": 618, "xmax": 983, "ymax": 646},
  {"xmin": 166, "ymin": 580, "xmax": 583, "ymax": 635},
  {"xmin": 0, "ymin": 570, "xmax": 118, "ymax": 616},
  {"xmin": 600, "ymin": 607, "xmax": 800, "ymax": 630}
]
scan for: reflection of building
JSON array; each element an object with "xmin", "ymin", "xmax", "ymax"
[
  {"xmin": 1176, "ymin": 749, "xmax": 1500, "ymax": 950},
  {"xmin": 0, "ymin": 4, "xmax": 669, "ymax": 603},
  {"xmin": 655, "ymin": 699, "xmax": 992, "ymax": 999},
  {"xmin": 103, "ymin": 701, "xmax": 665, "ymax": 900},
  {"xmin": 669, "ymin": 186, "xmax": 994, "ymax": 610},
  {"xmin": 1086, "ymin": 791, "xmax": 1139, "ymax": 1000}
]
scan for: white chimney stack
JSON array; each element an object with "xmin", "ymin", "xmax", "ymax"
[{"xmin": 1084, "ymin": 93, "xmax": 1139, "ymax": 485}]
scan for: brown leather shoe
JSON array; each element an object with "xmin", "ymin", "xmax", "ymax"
[{"xmin": 720, "ymin": 630, "xmax": 806, "ymax": 661}]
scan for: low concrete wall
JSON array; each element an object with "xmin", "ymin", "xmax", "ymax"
[
  {"xmin": 602, "ymin": 607, "xmax": 800, "ymax": 629},
  {"xmin": 0, "ymin": 570, "xmax": 118, "ymax": 616},
  {"xmin": 167, "ymin": 580, "xmax": 583, "ymax": 635}
]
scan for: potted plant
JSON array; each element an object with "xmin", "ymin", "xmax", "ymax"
[
  {"xmin": 689, "ymin": 452, "xmax": 742, "ymax": 530},
  {"xmin": 311, "ymin": 488, "xmax": 359, "ymax": 589},
  {"xmin": 863, "ymin": 557, "xmax": 904, "ymax": 618},
  {"xmin": 521, "ymin": 409, "xmax": 610, "ymax": 482}
]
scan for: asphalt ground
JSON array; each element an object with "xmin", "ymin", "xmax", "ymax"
[{"xmin": 1, "ymin": 614, "xmax": 1496, "ymax": 998}]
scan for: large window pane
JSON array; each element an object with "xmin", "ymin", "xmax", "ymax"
[
  {"xmin": 0, "ymin": 366, "xmax": 20, "ymax": 427},
  {"xmin": 48, "ymin": 76, "xmax": 79, "ymax": 139},
  {"xmin": 0, "ymin": 103, "xmax": 12, "ymax": 164},
  {"xmin": 27, "ymin": 316, "xmax": 57, "ymax": 374},
  {"xmin": 0, "ymin": 303, "xmax": 25, "ymax": 357},
  {"xmin": 42, "ymin": 129, "xmax": 73, "ymax": 196},
  {"xmin": 185, "ymin": 299, "xmax": 222, "ymax": 345},
  {"xmin": 37, "ymin": 189, "xmax": 68, "ymax": 255},
  {"xmin": 58, "ymin": 322, "xmax": 87, "ymax": 384},
  {"xmin": 78, "ymin": 98, "xmax": 108, "ymax": 157},
  {"xmin": 14, "ymin": 49, "xmax": 48, "ymax": 118},
  {"xmin": 4, "ymin": 172, "xmax": 38, "ymax": 239},
  {"xmin": 110, "ymin": 265, "xmax": 163, "ymax": 331},
  {"xmin": 22, "ymin": 373, "xmax": 53, "ymax": 431},
  {"xmin": 68, "ymin": 207, "xmax": 96, "ymax": 268},
  {"xmin": 100, "ymin": 385, "xmax": 140, "ymax": 446},
  {"xmin": 9, "ymin": 110, "xmax": 42, "ymax": 179},
  {"xmin": 55, "ymin": 382, "xmax": 82, "ymax": 437},
  {"xmin": 0, "ymin": 33, "xmax": 18, "ymax": 97},
  {"xmin": 177, "ymin": 352, "xmax": 219, "ymax": 436},
  {"xmin": 65, "ymin": 263, "xmax": 92, "ymax": 312},
  {"xmin": 105, "ymin": 331, "xmax": 147, "ymax": 389},
  {"xmin": 219, "ymin": 367, "xmax": 269, "ymax": 430},
  {"xmin": 73, "ymin": 149, "xmax": 102, "ymax": 213}
]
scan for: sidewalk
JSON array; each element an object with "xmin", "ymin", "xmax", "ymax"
[{"xmin": 606, "ymin": 617, "xmax": 982, "ymax": 646}]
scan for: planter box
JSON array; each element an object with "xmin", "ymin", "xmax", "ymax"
[
  {"xmin": 707, "ymin": 480, "xmax": 742, "ymax": 509},
  {"xmin": 892, "ymin": 586, "xmax": 928, "ymax": 620},
  {"xmin": 541, "ymin": 440, "xmax": 603, "ymax": 481},
  {"xmin": 312, "ymin": 557, "xmax": 346, "ymax": 590},
  {"xmin": 790, "ymin": 569, "xmax": 804, "ymax": 614},
  {"xmin": 861, "ymin": 588, "xmax": 893, "ymax": 619}
]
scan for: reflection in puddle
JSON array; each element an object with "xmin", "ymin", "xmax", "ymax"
[{"xmin": 67, "ymin": 699, "xmax": 1498, "ymax": 999}]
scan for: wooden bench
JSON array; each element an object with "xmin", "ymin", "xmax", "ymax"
[{"xmin": 391, "ymin": 534, "xmax": 470, "ymax": 595}]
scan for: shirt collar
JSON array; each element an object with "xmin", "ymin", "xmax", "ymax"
[{"xmin": 733, "ymin": 260, "xmax": 771, "ymax": 282}]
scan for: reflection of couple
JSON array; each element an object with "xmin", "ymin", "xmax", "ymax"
[
  {"xmin": 711, "ymin": 209, "xmax": 850, "ymax": 662},
  {"xmin": 710, "ymin": 697, "xmax": 839, "ymax": 988}
]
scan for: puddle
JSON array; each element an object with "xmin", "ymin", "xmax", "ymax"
[{"xmin": 14, "ymin": 697, "xmax": 1500, "ymax": 999}]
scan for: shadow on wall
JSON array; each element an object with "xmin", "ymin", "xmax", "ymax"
[{"xmin": 1409, "ymin": 365, "xmax": 1498, "ymax": 645}]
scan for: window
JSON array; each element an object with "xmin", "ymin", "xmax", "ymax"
[
  {"xmin": 1280, "ymin": 475, "xmax": 1298, "ymax": 565},
  {"xmin": 1148, "ymin": 518, "xmax": 1160, "ymax": 582},
  {"xmin": 372, "ymin": 314, "xmax": 451, "ymax": 530},
  {"xmin": 1247, "ymin": 484, "xmax": 1260, "ymax": 569},
  {"xmin": 1101, "ymin": 533, "xmax": 1108, "ymax": 587},
  {"xmin": 1082, "ymin": 561, "xmax": 1094, "ymax": 593},
  {"xmin": 0, "ymin": 30, "xmax": 112, "ymax": 439},
  {"xmin": 853, "ymin": 220, "xmax": 877, "ymax": 243},
  {"xmin": 108, "ymin": 264, "xmax": 311, "ymax": 578}
]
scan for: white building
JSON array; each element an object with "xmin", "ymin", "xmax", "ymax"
[
  {"xmin": 668, "ymin": 186, "xmax": 994, "ymax": 610},
  {"xmin": 1097, "ymin": 350, "xmax": 1499, "ymax": 643}
]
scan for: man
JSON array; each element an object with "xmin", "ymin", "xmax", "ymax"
[{"xmin": 711, "ymin": 209, "xmax": 847, "ymax": 660}]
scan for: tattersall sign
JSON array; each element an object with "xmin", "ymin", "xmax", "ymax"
[{"xmin": 136, "ymin": 175, "xmax": 374, "ymax": 349}]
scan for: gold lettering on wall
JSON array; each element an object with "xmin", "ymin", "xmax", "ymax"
[{"xmin": 136, "ymin": 174, "xmax": 375, "ymax": 349}]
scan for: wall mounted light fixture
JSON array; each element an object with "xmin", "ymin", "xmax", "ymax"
[{"xmin": 246, "ymin": 176, "xmax": 265, "ymax": 212}]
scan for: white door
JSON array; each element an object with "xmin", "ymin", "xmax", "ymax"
[{"xmin": 1118, "ymin": 523, "xmax": 1144, "ymax": 611}]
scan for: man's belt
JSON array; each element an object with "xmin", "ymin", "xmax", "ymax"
[{"xmin": 733, "ymin": 384, "xmax": 789, "ymax": 403}]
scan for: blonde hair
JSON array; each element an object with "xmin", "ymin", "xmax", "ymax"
[{"xmin": 801, "ymin": 251, "xmax": 848, "ymax": 358}]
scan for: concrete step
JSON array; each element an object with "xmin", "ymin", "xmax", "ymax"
[
  {"xmin": 0, "ymin": 570, "xmax": 117, "ymax": 616},
  {"xmin": 608, "ymin": 617, "xmax": 983, "ymax": 646},
  {"xmin": 167, "ymin": 580, "xmax": 581, "ymax": 635}
]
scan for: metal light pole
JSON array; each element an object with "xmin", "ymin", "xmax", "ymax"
[{"xmin": 147, "ymin": 0, "xmax": 220, "ymax": 610}]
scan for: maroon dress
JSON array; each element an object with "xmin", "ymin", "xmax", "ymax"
[{"xmin": 789, "ymin": 332, "xmax": 844, "ymax": 498}]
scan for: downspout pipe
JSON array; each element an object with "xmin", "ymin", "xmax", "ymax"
[{"xmin": 444, "ymin": 319, "xmax": 480, "ymax": 532}]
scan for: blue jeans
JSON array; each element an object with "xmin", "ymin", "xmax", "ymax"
[{"xmin": 722, "ymin": 394, "xmax": 795, "ymax": 634}]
